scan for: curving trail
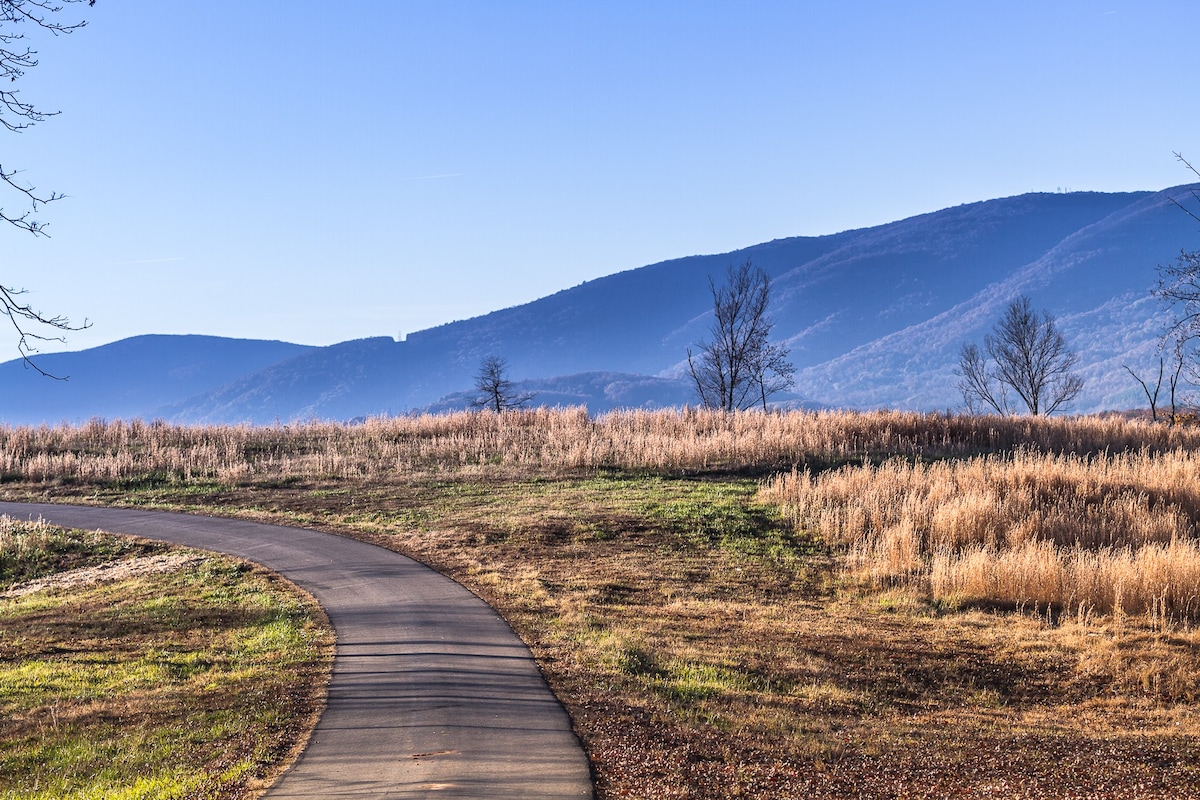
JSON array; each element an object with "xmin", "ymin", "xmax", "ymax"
[{"xmin": 0, "ymin": 502, "xmax": 594, "ymax": 799}]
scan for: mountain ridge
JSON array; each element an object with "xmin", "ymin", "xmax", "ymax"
[
  {"xmin": 0, "ymin": 335, "xmax": 316, "ymax": 424},
  {"xmin": 2, "ymin": 185, "xmax": 1196, "ymax": 425}
]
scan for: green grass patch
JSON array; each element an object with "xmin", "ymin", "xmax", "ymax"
[{"xmin": 0, "ymin": 528, "xmax": 332, "ymax": 800}]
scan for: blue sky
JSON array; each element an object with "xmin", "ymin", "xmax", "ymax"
[{"xmin": 8, "ymin": 1, "xmax": 1200, "ymax": 353}]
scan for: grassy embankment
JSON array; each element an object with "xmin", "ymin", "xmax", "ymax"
[
  {"xmin": 4, "ymin": 409, "xmax": 1200, "ymax": 798},
  {"xmin": 0, "ymin": 517, "xmax": 333, "ymax": 800}
]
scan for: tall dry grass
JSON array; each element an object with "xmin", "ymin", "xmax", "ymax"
[
  {"xmin": 762, "ymin": 449, "xmax": 1200, "ymax": 620},
  {"xmin": 2, "ymin": 408, "xmax": 1199, "ymax": 483},
  {"xmin": 7, "ymin": 409, "xmax": 1200, "ymax": 620}
]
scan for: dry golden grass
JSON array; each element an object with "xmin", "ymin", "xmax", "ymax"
[
  {"xmin": 46, "ymin": 469, "xmax": 1200, "ymax": 799},
  {"xmin": 763, "ymin": 448, "xmax": 1200, "ymax": 620},
  {"xmin": 4, "ymin": 408, "xmax": 1200, "ymax": 483},
  {"xmin": 5, "ymin": 409, "xmax": 1200, "ymax": 798}
]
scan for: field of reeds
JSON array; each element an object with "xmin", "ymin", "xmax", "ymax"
[
  {"xmin": 5, "ymin": 407, "xmax": 1200, "ymax": 481},
  {"xmin": 8, "ymin": 409, "xmax": 1200, "ymax": 626},
  {"xmin": 762, "ymin": 447, "xmax": 1200, "ymax": 623},
  {"xmin": 6, "ymin": 407, "xmax": 1200, "ymax": 798}
]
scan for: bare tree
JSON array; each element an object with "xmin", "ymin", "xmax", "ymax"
[
  {"xmin": 687, "ymin": 259, "xmax": 795, "ymax": 411},
  {"xmin": 2, "ymin": 0, "xmax": 94, "ymax": 374},
  {"xmin": 1145, "ymin": 151, "xmax": 1200, "ymax": 413},
  {"xmin": 1123, "ymin": 348, "xmax": 1185, "ymax": 425},
  {"xmin": 1125, "ymin": 358, "xmax": 1166, "ymax": 423},
  {"xmin": 1156, "ymin": 248, "xmax": 1200, "ymax": 382},
  {"xmin": 750, "ymin": 341, "xmax": 796, "ymax": 412},
  {"xmin": 957, "ymin": 295, "xmax": 1083, "ymax": 416},
  {"xmin": 472, "ymin": 355, "xmax": 533, "ymax": 412}
]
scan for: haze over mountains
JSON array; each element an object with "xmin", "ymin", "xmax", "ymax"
[{"xmin": 4, "ymin": 185, "xmax": 1197, "ymax": 426}]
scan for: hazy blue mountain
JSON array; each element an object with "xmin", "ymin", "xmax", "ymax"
[
  {"xmin": 0, "ymin": 335, "xmax": 315, "ymax": 425},
  {"xmin": 4, "ymin": 185, "xmax": 1197, "ymax": 425},
  {"xmin": 783, "ymin": 188, "xmax": 1193, "ymax": 411},
  {"xmin": 151, "ymin": 337, "xmax": 409, "ymax": 424},
  {"xmin": 420, "ymin": 371, "xmax": 700, "ymax": 415}
]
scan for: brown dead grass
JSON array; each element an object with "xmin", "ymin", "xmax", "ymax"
[
  {"xmin": 5, "ymin": 408, "xmax": 1200, "ymax": 483},
  {"xmin": 763, "ymin": 449, "xmax": 1200, "ymax": 620},
  {"xmin": 4, "ymin": 410, "xmax": 1200, "ymax": 798}
]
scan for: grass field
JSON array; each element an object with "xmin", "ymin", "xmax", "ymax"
[
  {"xmin": 3, "ymin": 409, "xmax": 1200, "ymax": 798},
  {"xmin": 0, "ymin": 518, "xmax": 333, "ymax": 800},
  {"xmin": 763, "ymin": 448, "xmax": 1200, "ymax": 620}
]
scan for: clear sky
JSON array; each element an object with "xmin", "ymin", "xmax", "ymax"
[{"xmin": 7, "ymin": 0, "xmax": 1200, "ymax": 353}]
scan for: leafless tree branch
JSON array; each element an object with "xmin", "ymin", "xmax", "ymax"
[
  {"xmin": 1168, "ymin": 152, "xmax": 1200, "ymax": 226},
  {"xmin": 956, "ymin": 342, "xmax": 1009, "ymax": 415},
  {"xmin": 1124, "ymin": 358, "xmax": 1164, "ymax": 423},
  {"xmin": 1154, "ymin": 250, "xmax": 1200, "ymax": 387},
  {"xmin": 0, "ymin": 282, "xmax": 89, "ymax": 377},
  {"xmin": 0, "ymin": 163, "xmax": 63, "ymax": 235},
  {"xmin": 0, "ymin": 0, "xmax": 92, "ymax": 235},
  {"xmin": 0, "ymin": 0, "xmax": 94, "ymax": 376}
]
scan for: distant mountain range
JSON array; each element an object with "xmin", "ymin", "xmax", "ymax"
[{"xmin": 3, "ymin": 185, "xmax": 1197, "ymax": 425}]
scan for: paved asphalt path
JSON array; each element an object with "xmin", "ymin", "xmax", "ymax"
[{"xmin": 0, "ymin": 502, "xmax": 594, "ymax": 799}]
